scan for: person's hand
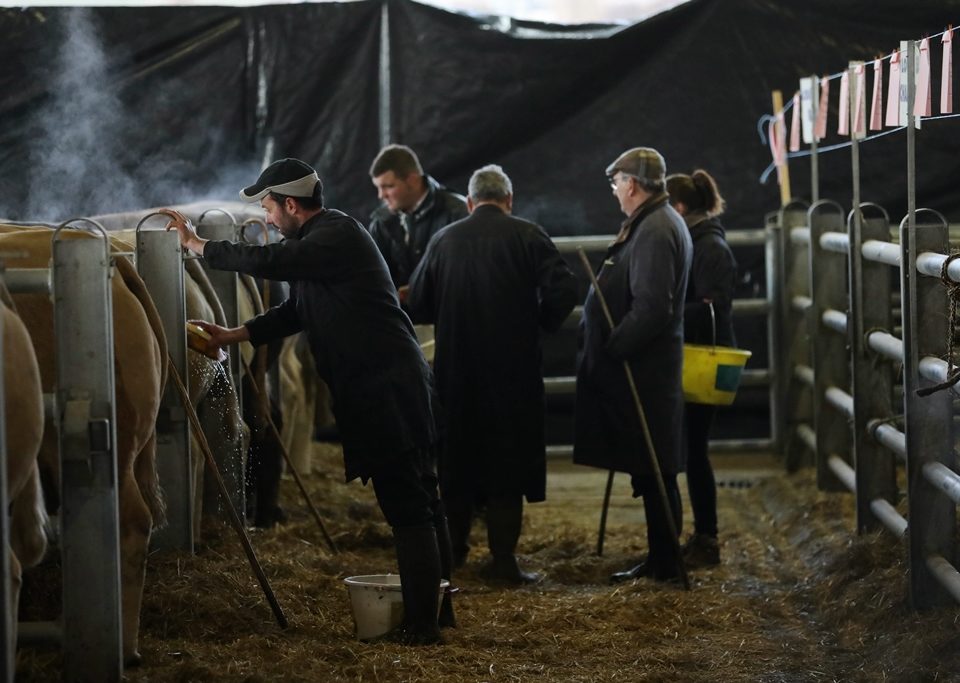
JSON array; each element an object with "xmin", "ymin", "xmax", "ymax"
[
  {"xmin": 160, "ymin": 208, "xmax": 207, "ymax": 255},
  {"xmin": 397, "ymin": 284, "xmax": 410, "ymax": 304}
]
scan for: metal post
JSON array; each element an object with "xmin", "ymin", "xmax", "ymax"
[
  {"xmin": 52, "ymin": 223, "xmax": 122, "ymax": 682},
  {"xmin": 0, "ymin": 282, "xmax": 11, "ymax": 683},
  {"xmin": 848, "ymin": 204, "xmax": 897, "ymax": 531},
  {"xmin": 810, "ymin": 75, "xmax": 820, "ymax": 204},
  {"xmin": 379, "ymin": 0, "xmax": 392, "ymax": 147},
  {"xmin": 901, "ymin": 208, "xmax": 955, "ymax": 609},
  {"xmin": 764, "ymin": 216, "xmax": 783, "ymax": 451},
  {"xmin": 196, "ymin": 211, "xmax": 246, "ymax": 519},
  {"xmin": 808, "ymin": 201, "xmax": 850, "ymax": 491},
  {"xmin": 779, "ymin": 201, "xmax": 813, "ymax": 468},
  {"xmin": 136, "ymin": 222, "xmax": 193, "ymax": 552}
]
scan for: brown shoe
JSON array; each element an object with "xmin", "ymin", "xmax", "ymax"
[{"xmin": 682, "ymin": 534, "xmax": 720, "ymax": 568}]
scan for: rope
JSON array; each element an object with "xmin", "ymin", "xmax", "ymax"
[{"xmin": 916, "ymin": 252, "xmax": 960, "ymax": 397}]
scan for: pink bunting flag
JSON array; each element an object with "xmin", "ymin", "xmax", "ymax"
[
  {"xmin": 885, "ymin": 49, "xmax": 901, "ymax": 126},
  {"xmin": 870, "ymin": 58, "xmax": 884, "ymax": 130},
  {"xmin": 768, "ymin": 112, "xmax": 787, "ymax": 183},
  {"xmin": 914, "ymin": 37, "xmax": 932, "ymax": 117},
  {"xmin": 789, "ymin": 92, "xmax": 801, "ymax": 151},
  {"xmin": 942, "ymin": 27, "xmax": 953, "ymax": 114},
  {"xmin": 853, "ymin": 62, "xmax": 866, "ymax": 136},
  {"xmin": 815, "ymin": 77, "xmax": 830, "ymax": 140},
  {"xmin": 837, "ymin": 70, "xmax": 850, "ymax": 135}
]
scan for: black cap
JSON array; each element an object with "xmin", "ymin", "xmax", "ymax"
[{"xmin": 240, "ymin": 158, "xmax": 321, "ymax": 202}]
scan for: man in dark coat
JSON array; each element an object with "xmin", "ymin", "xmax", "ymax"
[
  {"xmin": 162, "ymin": 158, "xmax": 454, "ymax": 645},
  {"xmin": 573, "ymin": 147, "xmax": 692, "ymax": 583},
  {"xmin": 368, "ymin": 144, "xmax": 468, "ymax": 294},
  {"xmin": 406, "ymin": 164, "xmax": 578, "ymax": 584}
]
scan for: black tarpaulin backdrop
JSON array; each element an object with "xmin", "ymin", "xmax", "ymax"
[{"xmin": 0, "ymin": 0, "xmax": 958, "ymax": 231}]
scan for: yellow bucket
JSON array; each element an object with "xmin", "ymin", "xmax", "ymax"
[{"xmin": 682, "ymin": 344, "xmax": 752, "ymax": 406}]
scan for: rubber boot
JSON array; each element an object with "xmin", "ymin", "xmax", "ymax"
[
  {"xmin": 433, "ymin": 505, "xmax": 457, "ymax": 628},
  {"xmin": 443, "ymin": 495, "xmax": 472, "ymax": 569},
  {"xmin": 376, "ymin": 525, "xmax": 442, "ymax": 645},
  {"xmin": 484, "ymin": 496, "xmax": 541, "ymax": 584}
]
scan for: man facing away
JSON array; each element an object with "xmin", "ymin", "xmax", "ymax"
[
  {"xmin": 406, "ymin": 164, "xmax": 579, "ymax": 583},
  {"xmin": 368, "ymin": 144, "xmax": 468, "ymax": 298},
  {"xmin": 163, "ymin": 158, "xmax": 455, "ymax": 644}
]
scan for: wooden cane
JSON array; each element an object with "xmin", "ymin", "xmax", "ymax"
[
  {"xmin": 239, "ymin": 355, "xmax": 339, "ymax": 554},
  {"xmin": 166, "ymin": 358, "xmax": 289, "ymax": 628},
  {"xmin": 576, "ymin": 249, "xmax": 689, "ymax": 590},
  {"xmin": 596, "ymin": 469, "xmax": 615, "ymax": 557}
]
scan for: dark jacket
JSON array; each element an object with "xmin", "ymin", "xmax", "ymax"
[
  {"xmin": 573, "ymin": 194, "xmax": 692, "ymax": 478},
  {"xmin": 684, "ymin": 215, "xmax": 737, "ymax": 348},
  {"xmin": 368, "ymin": 175, "xmax": 468, "ymax": 287},
  {"xmin": 203, "ymin": 209, "xmax": 438, "ymax": 482},
  {"xmin": 406, "ymin": 204, "xmax": 579, "ymax": 502}
]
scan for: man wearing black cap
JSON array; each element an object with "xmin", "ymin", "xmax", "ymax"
[
  {"xmin": 162, "ymin": 157, "xmax": 455, "ymax": 645},
  {"xmin": 573, "ymin": 147, "xmax": 693, "ymax": 583}
]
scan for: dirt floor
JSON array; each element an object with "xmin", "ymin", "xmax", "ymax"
[{"xmin": 15, "ymin": 444, "xmax": 960, "ymax": 682}]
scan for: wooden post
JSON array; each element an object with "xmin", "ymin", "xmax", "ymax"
[{"xmin": 771, "ymin": 90, "xmax": 793, "ymax": 206}]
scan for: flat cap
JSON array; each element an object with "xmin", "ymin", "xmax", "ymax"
[{"xmin": 605, "ymin": 147, "xmax": 666, "ymax": 184}]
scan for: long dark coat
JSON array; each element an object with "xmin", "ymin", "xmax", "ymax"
[
  {"xmin": 684, "ymin": 215, "xmax": 738, "ymax": 348},
  {"xmin": 203, "ymin": 208, "xmax": 438, "ymax": 482},
  {"xmin": 406, "ymin": 204, "xmax": 578, "ymax": 502},
  {"xmin": 573, "ymin": 195, "xmax": 692, "ymax": 478}
]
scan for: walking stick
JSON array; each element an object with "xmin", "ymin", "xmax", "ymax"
[
  {"xmin": 596, "ymin": 469, "xmax": 615, "ymax": 557},
  {"xmin": 576, "ymin": 249, "xmax": 689, "ymax": 590},
  {"xmin": 167, "ymin": 358, "xmax": 289, "ymax": 628},
  {"xmin": 239, "ymin": 355, "xmax": 339, "ymax": 554}
]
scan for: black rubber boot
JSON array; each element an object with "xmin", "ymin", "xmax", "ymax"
[
  {"xmin": 433, "ymin": 505, "xmax": 457, "ymax": 628},
  {"xmin": 484, "ymin": 496, "xmax": 541, "ymax": 584},
  {"xmin": 376, "ymin": 525, "xmax": 443, "ymax": 645}
]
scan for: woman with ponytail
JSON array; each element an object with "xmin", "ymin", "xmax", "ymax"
[{"xmin": 666, "ymin": 169, "xmax": 737, "ymax": 569}]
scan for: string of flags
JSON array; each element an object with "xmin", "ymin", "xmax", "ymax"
[{"xmin": 762, "ymin": 26, "xmax": 955, "ymax": 183}]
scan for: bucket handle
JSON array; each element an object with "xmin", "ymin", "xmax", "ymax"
[{"xmin": 707, "ymin": 300, "xmax": 717, "ymax": 350}]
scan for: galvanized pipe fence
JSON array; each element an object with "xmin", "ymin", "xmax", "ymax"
[{"xmin": 776, "ymin": 198, "xmax": 960, "ymax": 610}]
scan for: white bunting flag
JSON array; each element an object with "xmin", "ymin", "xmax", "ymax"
[
  {"xmin": 869, "ymin": 58, "xmax": 883, "ymax": 130},
  {"xmin": 789, "ymin": 92, "xmax": 801, "ymax": 151},
  {"xmin": 815, "ymin": 76, "xmax": 830, "ymax": 140},
  {"xmin": 837, "ymin": 70, "xmax": 850, "ymax": 135},
  {"xmin": 914, "ymin": 37, "xmax": 931, "ymax": 117},
  {"xmin": 885, "ymin": 49, "xmax": 900, "ymax": 126},
  {"xmin": 942, "ymin": 27, "xmax": 953, "ymax": 114},
  {"xmin": 800, "ymin": 76, "xmax": 816, "ymax": 143}
]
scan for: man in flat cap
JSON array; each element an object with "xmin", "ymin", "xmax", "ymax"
[
  {"xmin": 367, "ymin": 145, "xmax": 468, "ymax": 297},
  {"xmin": 162, "ymin": 158, "xmax": 456, "ymax": 644},
  {"xmin": 573, "ymin": 147, "xmax": 693, "ymax": 583}
]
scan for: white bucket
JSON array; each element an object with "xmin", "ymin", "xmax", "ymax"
[{"xmin": 343, "ymin": 574, "xmax": 450, "ymax": 641}]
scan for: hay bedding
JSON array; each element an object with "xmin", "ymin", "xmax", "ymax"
[{"xmin": 15, "ymin": 446, "xmax": 960, "ymax": 682}]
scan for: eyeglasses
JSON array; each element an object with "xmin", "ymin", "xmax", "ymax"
[{"xmin": 608, "ymin": 174, "xmax": 631, "ymax": 191}]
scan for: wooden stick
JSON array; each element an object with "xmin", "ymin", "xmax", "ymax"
[
  {"xmin": 596, "ymin": 469, "xmax": 615, "ymax": 557},
  {"xmin": 240, "ymin": 355, "xmax": 339, "ymax": 554},
  {"xmin": 772, "ymin": 89, "xmax": 793, "ymax": 207},
  {"xmin": 577, "ymin": 249, "xmax": 690, "ymax": 590},
  {"xmin": 166, "ymin": 358, "xmax": 289, "ymax": 628}
]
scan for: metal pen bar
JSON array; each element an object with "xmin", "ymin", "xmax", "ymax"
[
  {"xmin": 790, "ymin": 227, "xmax": 812, "ymax": 245},
  {"xmin": 827, "ymin": 455, "xmax": 856, "ymax": 493},
  {"xmin": 866, "ymin": 331, "xmax": 904, "ymax": 362},
  {"xmin": 825, "ymin": 386, "xmax": 854, "ymax": 419},
  {"xmin": 2, "ymin": 268, "xmax": 50, "ymax": 294},
  {"xmin": 922, "ymin": 462, "xmax": 960, "ymax": 506},
  {"xmin": 862, "ymin": 239, "xmax": 901, "ymax": 267},
  {"xmin": 926, "ymin": 555, "xmax": 960, "ymax": 605},
  {"xmin": 792, "ymin": 295, "xmax": 813, "ymax": 312},
  {"xmin": 869, "ymin": 420, "xmax": 907, "ymax": 462},
  {"xmin": 871, "ymin": 499, "xmax": 908, "ymax": 538},
  {"xmin": 821, "ymin": 309, "xmax": 848, "ymax": 335},
  {"xmin": 819, "ymin": 231, "xmax": 850, "ymax": 254},
  {"xmin": 797, "ymin": 423, "xmax": 817, "ymax": 453},
  {"xmin": 794, "ymin": 364, "xmax": 815, "ymax": 387},
  {"xmin": 916, "ymin": 251, "xmax": 960, "ymax": 282}
]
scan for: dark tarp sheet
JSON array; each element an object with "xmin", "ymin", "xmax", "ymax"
[{"xmin": 0, "ymin": 0, "xmax": 957, "ymax": 230}]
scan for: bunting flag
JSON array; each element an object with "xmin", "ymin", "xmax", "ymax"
[
  {"xmin": 914, "ymin": 37, "xmax": 932, "ymax": 117},
  {"xmin": 837, "ymin": 70, "xmax": 850, "ymax": 135},
  {"xmin": 853, "ymin": 62, "xmax": 866, "ymax": 137},
  {"xmin": 768, "ymin": 112, "xmax": 787, "ymax": 182},
  {"xmin": 885, "ymin": 49, "xmax": 901, "ymax": 126},
  {"xmin": 789, "ymin": 92, "xmax": 801, "ymax": 151},
  {"xmin": 942, "ymin": 27, "xmax": 954, "ymax": 114},
  {"xmin": 870, "ymin": 58, "xmax": 884, "ymax": 130},
  {"xmin": 815, "ymin": 76, "xmax": 829, "ymax": 140}
]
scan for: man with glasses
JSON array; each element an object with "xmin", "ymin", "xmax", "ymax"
[{"xmin": 574, "ymin": 147, "xmax": 693, "ymax": 583}]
